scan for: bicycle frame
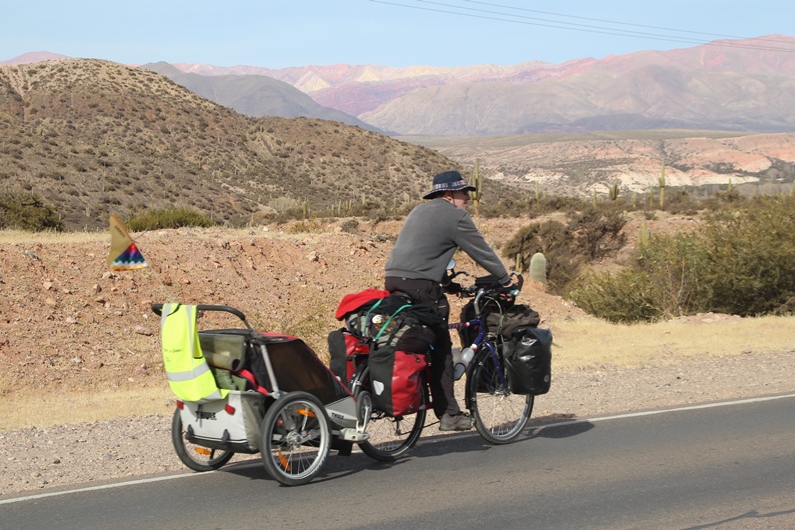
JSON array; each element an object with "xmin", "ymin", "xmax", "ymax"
[{"xmin": 448, "ymin": 316, "xmax": 509, "ymax": 410}]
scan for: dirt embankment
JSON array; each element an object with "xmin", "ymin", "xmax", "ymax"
[{"xmin": 0, "ymin": 217, "xmax": 576, "ymax": 396}]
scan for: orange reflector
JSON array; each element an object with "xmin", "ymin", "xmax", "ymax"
[
  {"xmin": 194, "ymin": 447, "xmax": 212, "ymax": 456},
  {"xmin": 297, "ymin": 408, "xmax": 316, "ymax": 417},
  {"xmin": 224, "ymin": 404, "xmax": 236, "ymax": 415},
  {"xmin": 278, "ymin": 450, "xmax": 290, "ymax": 471},
  {"xmin": 176, "ymin": 400, "xmax": 184, "ymax": 409},
  {"xmin": 353, "ymin": 344, "xmax": 369, "ymax": 353}
]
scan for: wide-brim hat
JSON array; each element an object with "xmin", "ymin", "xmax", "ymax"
[{"xmin": 422, "ymin": 170, "xmax": 477, "ymax": 199}]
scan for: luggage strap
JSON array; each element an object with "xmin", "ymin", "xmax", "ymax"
[
  {"xmin": 372, "ymin": 304, "xmax": 412, "ymax": 342},
  {"xmin": 233, "ymin": 368, "xmax": 269, "ymax": 396}
]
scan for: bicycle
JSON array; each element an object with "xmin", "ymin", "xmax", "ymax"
[{"xmin": 344, "ymin": 263, "xmax": 534, "ymax": 461}]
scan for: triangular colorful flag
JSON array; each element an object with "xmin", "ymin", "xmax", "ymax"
[{"xmin": 108, "ymin": 213, "xmax": 149, "ymax": 271}]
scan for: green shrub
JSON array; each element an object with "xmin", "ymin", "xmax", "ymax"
[
  {"xmin": 569, "ymin": 268, "xmax": 660, "ymax": 323},
  {"xmin": 568, "ymin": 207, "xmax": 627, "ymax": 260},
  {"xmin": 700, "ymin": 195, "xmax": 795, "ymax": 315},
  {"xmin": 125, "ymin": 207, "xmax": 214, "ymax": 231},
  {"xmin": 502, "ymin": 220, "xmax": 583, "ymax": 293},
  {"xmin": 571, "ymin": 195, "xmax": 795, "ymax": 322},
  {"xmin": 0, "ymin": 192, "xmax": 65, "ymax": 232},
  {"xmin": 570, "ymin": 232, "xmax": 710, "ymax": 323}
]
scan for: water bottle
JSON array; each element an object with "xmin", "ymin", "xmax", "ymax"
[{"xmin": 453, "ymin": 346, "xmax": 476, "ymax": 380}]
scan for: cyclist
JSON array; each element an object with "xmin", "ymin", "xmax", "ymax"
[{"xmin": 384, "ymin": 170, "xmax": 514, "ymax": 431}]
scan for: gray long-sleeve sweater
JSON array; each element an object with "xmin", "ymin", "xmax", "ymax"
[{"xmin": 385, "ymin": 198, "xmax": 510, "ymax": 284}]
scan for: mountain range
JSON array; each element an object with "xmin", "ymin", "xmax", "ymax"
[
  {"xmin": 7, "ymin": 35, "xmax": 795, "ymax": 136},
  {"xmin": 166, "ymin": 35, "xmax": 795, "ymax": 135}
]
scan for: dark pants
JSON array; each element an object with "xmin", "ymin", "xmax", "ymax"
[{"xmin": 384, "ymin": 277, "xmax": 461, "ymax": 418}]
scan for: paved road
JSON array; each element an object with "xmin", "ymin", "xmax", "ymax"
[{"xmin": 2, "ymin": 394, "xmax": 795, "ymax": 529}]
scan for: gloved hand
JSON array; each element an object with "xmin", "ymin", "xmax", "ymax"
[
  {"xmin": 443, "ymin": 281, "xmax": 463, "ymax": 294},
  {"xmin": 501, "ymin": 280, "xmax": 518, "ymax": 294},
  {"xmin": 500, "ymin": 280, "xmax": 519, "ymax": 303}
]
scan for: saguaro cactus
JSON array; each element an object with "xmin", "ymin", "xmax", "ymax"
[
  {"xmin": 609, "ymin": 182, "xmax": 619, "ymax": 201},
  {"xmin": 529, "ymin": 252, "xmax": 547, "ymax": 284},
  {"xmin": 659, "ymin": 161, "xmax": 666, "ymax": 209},
  {"xmin": 639, "ymin": 218, "xmax": 652, "ymax": 248}
]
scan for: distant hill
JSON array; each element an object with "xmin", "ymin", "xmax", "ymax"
[
  {"xmin": 406, "ymin": 130, "xmax": 795, "ymax": 197},
  {"xmin": 0, "ymin": 59, "xmax": 476, "ymax": 230},
  {"xmin": 362, "ymin": 65, "xmax": 795, "ymax": 135},
  {"xmin": 0, "ymin": 51, "xmax": 68, "ymax": 65},
  {"xmin": 168, "ymin": 35, "xmax": 795, "ymax": 135},
  {"xmin": 9, "ymin": 36, "xmax": 795, "ymax": 136},
  {"xmin": 140, "ymin": 62, "xmax": 382, "ymax": 133}
]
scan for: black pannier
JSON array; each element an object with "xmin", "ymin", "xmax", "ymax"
[
  {"xmin": 458, "ymin": 303, "xmax": 540, "ymax": 348},
  {"xmin": 502, "ymin": 326, "xmax": 552, "ymax": 395},
  {"xmin": 458, "ymin": 301, "xmax": 551, "ymax": 395}
]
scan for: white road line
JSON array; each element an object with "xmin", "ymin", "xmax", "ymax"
[
  {"xmin": 535, "ymin": 392, "xmax": 795, "ymax": 429},
  {"xmin": 0, "ymin": 472, "xmax": 206, "ymax": 506},
  {"xmin": 3, "ymin": 392, "xmax": 795, "ymax": 505}
]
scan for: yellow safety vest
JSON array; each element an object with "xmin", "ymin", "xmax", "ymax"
[{"xmin": 161, "ymin": 303, "xmax": 228, "ymax": 403}]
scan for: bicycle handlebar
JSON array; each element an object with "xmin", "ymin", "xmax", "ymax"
[{"xmin": 455, "ymin": 271, "xmax": 524, "ymax": 297}]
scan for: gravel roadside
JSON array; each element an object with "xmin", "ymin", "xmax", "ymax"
[{"xmin": 3, "ymin": 349, "xmax": 793, "ymax": 497}]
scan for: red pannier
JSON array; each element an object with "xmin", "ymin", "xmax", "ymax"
[{"xmin": 368, "ymin": 346, "xmax": 427, "ymax": 417}]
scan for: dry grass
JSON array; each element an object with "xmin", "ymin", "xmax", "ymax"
[
  {"xmin": 550, "ymin": 314, "xmax": 795, "ymax": 370},
  {"xmin": 0, "ymin": 229, "xmax": 107, "ymax": 244},
  {"xmin": 4, "ymin": 385, "xmax": 175, "ymax": 431}
]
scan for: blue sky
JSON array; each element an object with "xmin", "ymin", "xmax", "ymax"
[{"xmin": 3, "ymin": 1, "xmax": 795, "ymax": 69}]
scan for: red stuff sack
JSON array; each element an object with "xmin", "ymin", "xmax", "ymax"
[{"xmin": 368, "ymin": 346, "xmax": 427, "ymax": 417}]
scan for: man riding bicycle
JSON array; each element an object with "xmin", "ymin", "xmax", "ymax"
[{"xmin": 384, "ymin": 170, "xmax": 515, "ymax": 431}]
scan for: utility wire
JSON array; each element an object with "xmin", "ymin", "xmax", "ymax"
[
  {"xmin": 466, "ymin": 0, "xmax": 794, "ymax": 45},
  {"xmin": 371, "ymin": 0, "xmax": 795, "ymax": 53}
]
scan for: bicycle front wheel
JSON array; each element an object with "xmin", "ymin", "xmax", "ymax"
[
  {"xmin": 260, "ymin": 391, "xmax": 331, "ymax": 486},
  {"xmin": 355, "ymin": 367, "xmax": 426, "ymax": 461},
  {"xmin": 469, "ymin": 350, "xmax": 533, "ymax": 444}
]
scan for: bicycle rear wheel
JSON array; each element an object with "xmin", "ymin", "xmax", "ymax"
[
  {"xmin": 469, "ymin": 348, "xmax": 533, "ymax": 444},
  {"xmin": 354, "ymin": 367, "xmax": 426, "ymax": 461}
]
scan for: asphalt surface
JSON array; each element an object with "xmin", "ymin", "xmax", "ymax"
[{"xmin": 2, "ymin": 394, "xmax": 795, "ymax": 530}]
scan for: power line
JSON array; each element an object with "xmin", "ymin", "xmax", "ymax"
[
  {"xmin": 465, "ymin": 0, "xmax": 792, "ymax": 43},
  {"xmin": 370, "ymin": 0, "xmax": 795, "ymax": 53}
]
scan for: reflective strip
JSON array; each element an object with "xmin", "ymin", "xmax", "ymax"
[
  {"xmin": 184, "ymin": 305, "xmax": 198, "ymax": 358},
  {"xmin": 166, "ymin": 362, "xmax": 211, "ymax": 382},
  {"xmin": 161, "ymin": 302, "xmax": 177, "ymax": 330},
  {"xmin": 197, "ymin": 389, "xmax": 225, "ymax": 403}
]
